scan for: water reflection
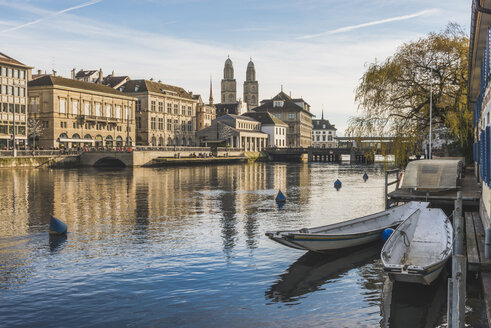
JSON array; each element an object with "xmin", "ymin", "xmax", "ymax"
[
  {"xmin": 49, "ymin": 234, "xmax": 67, "ymax": 253},
  {"xmin": 380, "ymin": 270, "xmax": 448, "ymax": 327},
  {"xmin": 266, "ymin": 242, "xmax": 381, "ymax": 303}
]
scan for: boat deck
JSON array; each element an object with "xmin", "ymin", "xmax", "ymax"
[{"xmin": 388, "ymin": 174, "xmax": 480, "ymax": 208}]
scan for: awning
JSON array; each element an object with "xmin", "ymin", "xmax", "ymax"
[
  {"xmin": 0, "ymin": 135, "xmax": 27, "ymax": 140},
  {"xmin": 59, "ymin": 138, "xmax": 95, "ymax": 144}
]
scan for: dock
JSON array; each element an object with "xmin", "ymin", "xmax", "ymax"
[{"xmin": 387, "ymin": 172, "xmax": 480, "ymax": 208}]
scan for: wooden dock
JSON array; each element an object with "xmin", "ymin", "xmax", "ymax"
[
  {"xmin": 387, "ymin": 174, "xmax": 480, "ymax": 208},
  {"xmin": 465, "ymin": 212, "xmax": 491, "ymax": 272}
]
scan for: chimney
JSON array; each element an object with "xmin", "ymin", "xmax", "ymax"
[
  {"xmin": 52, "ymin": 70, "xmax": 57, "ymax": 76},
  {"xmin": 98, "ymin": 68, "xmax": 103, "ymax": 84},
  {"xmin": 37, "ymin": 69, "xmax": 42, "ymax": 75},
  {"xmin": 111, "ymin": 70, "xmax": 115, "ymax": 77},
  {"xmin": 71, "ymin": 68, "xmax": 76, "ymax": 79},
  {"xmin": 158, "ymin": 80, "xmax": 162, "ymax": 83},
  {"xmin": 150, "ymin": 78, "xmax": 154, "ymax": 82}
]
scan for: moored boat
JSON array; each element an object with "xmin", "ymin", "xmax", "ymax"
[
  {"xmin": 381, "ymin": 208, "xmax": 453, "ymax": 285},
  {"xmin": 265, "ymin": 201, "xmax": 429, "ymax": 252}
]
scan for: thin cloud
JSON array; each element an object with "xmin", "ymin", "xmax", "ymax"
[
  {"xmin": 0, "ymin": 0, "xmax": 103, "ymax": 33},
  {"xmin": 297, "ymin": 9, "xmax": 438, "ymax": 40}
]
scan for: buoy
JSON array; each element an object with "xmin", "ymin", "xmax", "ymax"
[
  {"xmin": 363, "ymin": 172, "xmax": 368, "ymax": 181},
  {"xmin": 382, "ymin": 228, "xmax": 394, "ymax": 242},
  {"xmin": 334, "ymin": 179, "xmax": 342, "ymax": 190},
  {"xmin": 49, "ymin": 216, "xmax": 67, "ymax": 235},
  {"xmin": 275, "ymin": 190, "xmax": 287, "ymax": 203}
]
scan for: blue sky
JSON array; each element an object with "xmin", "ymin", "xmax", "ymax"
[{"xmin": 0, "ymin": 0, "xmax": 470, "ymax": 134}]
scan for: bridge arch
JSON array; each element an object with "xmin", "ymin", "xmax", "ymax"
[{"xmin": 93, "ymin": 156, "xmax": 126, "ymax": 167}]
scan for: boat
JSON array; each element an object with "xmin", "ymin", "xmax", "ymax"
[
  {"xmin": 265, "ymin": 201, "xmax": 429, "ymax": 252},
  {"xmin": 49, "ymin": 216, "xmax": 67, "ymax": 235},
  {"xmin": 275, "ymin": 190, "xmax": 287, "ymax": 203},
  {"xmin": 381, "ymin": 208, "xmax": 453, "ymax": 285}
]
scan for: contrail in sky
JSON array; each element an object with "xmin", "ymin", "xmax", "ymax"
[
  {"xmin": 297, "ymin": 9, "xmax": 438, "ymax": 40},
  {"xmin": 1, "ymin": 0, "xmax": 102, "ymax": 33}
]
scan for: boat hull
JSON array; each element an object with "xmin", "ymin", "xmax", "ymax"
[
  {"xmin": 386, "ymin": 261, "xmax": 446, "ymax": 286},
  {"xmin": 265, "ymin": 232, "xmax": 305, "ymax": 250},
  {"xmin": 285, "ymin": 226, "xmax": 397, "ymax": 252}
]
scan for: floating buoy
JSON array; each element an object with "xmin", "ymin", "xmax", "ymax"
[
  {"xmin": 382, "ymin": 228, "xmax": 394, "ymax": 242},
  {"xmin": 275, "ymin": 190, "xmax": 287, "ymax": 203},
  {"xmin": 49, "ymin": 216, "xmax": 67, "ymax": 235},
  {"xmin": 334, "ymin": 179, "xmax": 342, "ymax": 190},
  {"xmin": 363, "ymin": 172, "xmax": 368, "ymax": 181}
]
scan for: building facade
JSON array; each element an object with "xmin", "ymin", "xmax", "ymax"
[
  {"xmin": 196, "ymin": 114, "xmax": 268, "ymax": 151},
  {"xmin": 243, "ymin": 59, "xmax": 258, "ymax": 110},
  {"xmin": 27, "ymin": 75, "xmax": 136, "ymax": 149},
  {"xmin": 242, "ymin": 111, "xmax": 287, "ymax": 148},
  {"xmin": 195, "ymin": 94, "xmax": 216, "ymax": 131},
  {"xmin": 121, "ymin": 79, "xmax": 197, "ymax": 146},
  {"xmin": 0, "ymin": 53, "xmax": 32, "ymax": 149},
  {"xmin": 252, "ymin": 91, "xmax": 313, "ymax": 147},
  {"xmin": 312, "ymin": 112, "xmax": 337, "ymax": 148}
]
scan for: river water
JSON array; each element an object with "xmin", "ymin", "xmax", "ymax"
[{"xmin": 0, "ymin": 162, "xmax": 456, "ymax": 327}]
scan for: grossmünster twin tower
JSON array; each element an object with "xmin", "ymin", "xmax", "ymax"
[{"xmin": 221, "ymin": 57, "xmax": 258, "ymax": 110}]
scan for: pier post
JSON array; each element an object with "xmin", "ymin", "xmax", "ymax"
[{"xmin": 448, "ymin": 191, "xmax": 466, "ymax": 328}]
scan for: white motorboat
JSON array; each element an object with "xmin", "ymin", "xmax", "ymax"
[
  {"xmin": 265, "ymin": 201, "xmax": 429, "ymax": 252},
  {"xmin": 381, "ymin": 208, "xmax": 453, "ymax": 285}
]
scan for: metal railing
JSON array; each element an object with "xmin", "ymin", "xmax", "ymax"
[{"xmin": 384, "ymin": 168, "xmax": 401, "ymax": 209}]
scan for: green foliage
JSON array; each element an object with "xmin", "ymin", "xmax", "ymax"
[{"xmin": 347, "ymin": 23, "xmax": 471, "ymax": 165}]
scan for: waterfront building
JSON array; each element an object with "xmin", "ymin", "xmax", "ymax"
[
  {"xmin": 0, "ymin": 53, "xmax": 32, "ymax": 149},
  {"xmin": 252, "ymin": 91, "xmax": 313, "ymax": 147},
  {"xmin": 215, "ymin": 100, "xmax": 248, "ymax": 117},
  {"xmin": 196, "ymin": 114, "xmax": 268, "ymax": 151},
  {"xmin": 243, "ymin": 59, "xmax": 258, "ymax": 110},
  {"xmin": 27, "ymin": 74, "xmax": 136, "ymax": 149},
  {"xmin": 469, "ymin": 3, "xmax": 491, "ymax": 225},
  {"xmin": 312, "ymin": 111, "xmax": 337, "ymax": 148},
  {"xmin": 242, "ymin": 111, "xmax": 287, "ymax": 148},
  {"xmin": 120, "ymin": 79, "xmax": 197, "ymax": 146},
  {"xmin": 195, "ymin": 95, "xmax": 216, "ymax": 131}
]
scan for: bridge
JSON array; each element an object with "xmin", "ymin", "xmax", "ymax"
[{"xmin": 263, "ymin": 147, "xmax": 372, "ymax": 163}]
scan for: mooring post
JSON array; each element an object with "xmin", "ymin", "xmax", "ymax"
[
  {"xmin": 384, "ymin": 171, "xmax": 389, "ymax": 209},
  {"xmin": 448, "ymin": 191, "xmax": 466, "ymax": 328}
]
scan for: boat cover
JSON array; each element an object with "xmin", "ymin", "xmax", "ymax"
[{"xmin": 400, "ymin": 159, "xmax": 463, "ymax": 190}]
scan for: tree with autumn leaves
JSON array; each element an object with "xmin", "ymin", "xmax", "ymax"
[{"xmin": 347, "ymin": 23, "xmax": 472, "ymax": 166}]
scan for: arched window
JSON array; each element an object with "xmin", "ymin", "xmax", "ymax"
[
  {"xmin": 116, "ymin": 136, "xmax": 123, "ymax": 147},
  {"xmin": 188, "ymin": 138, "xmax": 193, "ymax": 146},
  {"xmin": 105, "ymin": 135, "xmax": 113, "ymax": 148},
  {"xmin": 251, "ymin": 95, "xmax": 256, "ymax": 104},
  {"xmin": 228, "ymin": 94, "xmax": 234, "ymax": 102},
  {"xmin": 151, "ymin": 136, "xmax": 156, "ymax": 146},
  {"xmin": 158, "ymin": 137, "xmax": 164, "ymax": 146},
  {"xmin": 182, "ymin": 138, "xmax": 186, "ymax": 146},
  {"xmin": 167, "ymin": 137, "xmax": 173, "ymax": 146}
]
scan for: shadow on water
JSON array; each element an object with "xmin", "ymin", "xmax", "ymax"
[
  {"xmin": 380, "ymin": 269, "xmax": 448, "ymax": 328},
  {"xmin": 49, "ymin": 234, "xmax": 67, "ymax": 253},
  {"xmin": 266, "ymin": 242, "xmax": 382, "ymax": 303}
]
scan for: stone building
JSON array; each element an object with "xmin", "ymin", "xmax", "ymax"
[
  {"xmin": 0, "ymin": 53, "xmax": 32, "ymax": 149},
  {"xmin": 242, "ymin": 111, "xmax": 287, "ymax": 148},
  {"xmin": 252, "ymin": 91, "xmax": 313, "ymax": 147},
  {"xmin": 27, "ymin": 75, "xmax": 136, "ymax": 149},
  {"xmin": 196, "ymin": 114, "xmax": 268, "ymax": 151},
  {"xmin": 120, "ymin": 79, "xmax": 197, "ymax": 146},
  {"xmin": 221, "ymin": 57, "xmax": 236, "ymax": 104},
  {"xmin": 312, "ymin": 111, "xmax": 337, "ymax": 148},
  {"xmin": 243, "ymin": 59, "xmax": 258, "ymax": 110},
  {"xmin": 195, "ymin": 95, "xmax": 216, "ymax": 131}
]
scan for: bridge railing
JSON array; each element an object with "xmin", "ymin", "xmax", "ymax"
[{"xmin": 0, "ymin": 149, "xmax": 83, "ymax": 157}]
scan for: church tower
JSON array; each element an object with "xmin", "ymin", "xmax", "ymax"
[
  {"xmin": 243, "ymin": 58, "xmax": 258, "ymax": 110},
  {"xmin": 221, "ymin": 56, "xmax": 236, "ymax": 104}
]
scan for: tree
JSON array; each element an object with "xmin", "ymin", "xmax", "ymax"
[
  {"xmin": 27, "ymin": 118, "xmax": 44, "ymax": 150},
  {"xmin": 346, "ymin": 23, "xmax": 471, "ymax": 166}
]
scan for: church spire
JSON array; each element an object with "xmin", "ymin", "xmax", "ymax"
[
  {"xmin": 209, "ymin": 75, "xmax": 213, "ymax": 105},
  {"xmin": 322, "ymin": 108, "xmax": 324, "ymax": 120}
]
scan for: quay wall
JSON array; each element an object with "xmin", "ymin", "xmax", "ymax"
[{"xmin": 0, "ymin": 156, "xmax": 79, "ymax": 168}]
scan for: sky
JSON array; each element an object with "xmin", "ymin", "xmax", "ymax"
[{"xmin": 0, "ymin": 0, "xmax": 471, "ymax": 135}]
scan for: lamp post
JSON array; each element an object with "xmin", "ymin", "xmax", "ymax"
[
  {"xmin": 12, "ymin": 87, "xmax": 16, "ymax": 157},
  {"xmin": 429, "ymin": 76, "xmax": 432, "ymax": 159}
]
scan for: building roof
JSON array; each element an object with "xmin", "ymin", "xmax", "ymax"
[
  {"xmin": 313, "ymin": 119, "xmax": 337, "ymax": 130},
  {"xmin": 28, "ymin": 75, "xmax": 132, "ymax": 97},
  {"xmin": 254, "ymin": 91, "xmax": 314, "ymax": 116},
  {"xmin": 102, "ymin": 75, "xmax": 130, "ymax": 88},
  {"xmin": 242, "ymin": 111, "xmax": 287, "ymax": 126},
  {"xmin": 219, "ymin": 114, "xmax": 257, "ymax": 122},
  {"xmin": 121, "ymin": 79, "xmax": 194, "ymax": 99},
  {"xmin": 0, "ymin": 52, "xmax": 32, "ymax": 68},
  {"xmin": 75, "ymin": 70, "xmax": 98, "ymax": 79}
]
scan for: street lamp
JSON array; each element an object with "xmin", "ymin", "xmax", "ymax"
[{"xmin": 428, "ymin": 67, "xmax": 436, "ymax": 160}]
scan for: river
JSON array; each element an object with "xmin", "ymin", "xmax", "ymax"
[{"xmin": 0, "ymin": 162, "xmax": 457, "ymax": 327}]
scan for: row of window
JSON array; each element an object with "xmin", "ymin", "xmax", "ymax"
[
  {"xmin": 141, "ymin": 100, "xmax": 194, "ymax": 116},
  {"xmin": 238, "ymin": 121, "xmax": 259, "ymax": 130},
  {"xmin": 0, "ymin": 85, "xmax": 26, "ymax": 96},
  {"xmin": 0, "ymin": 103, "xmax": 26, "ymax": 113},
  {"xmin": 56, "ymin": 99, "xmax": 130, "ymax": 119},
  {"xmin": 313, "ymin": 130, "xmax": 333, "ymax": 134},
  {"xmin": 275, "ymin": 127, "xmax": 285, "ymax": 135},
  {"xmin": 275, "ymin": 113, "xmax": 296, "ymax": 120},
  {"xmin": 0, "ymin": 66, "xmax": 26, "ymax": 79},
  {"xmin": 148, "ymin": 117, "xmax": 193, "ymax": 132},
  {"xmin": 313, "ymin": 135, "xmax": 333, "ymax": 141},
  {"xmin": 0, "ymin": 124, "xmax": 26, "ymax": 135},
  {"xmin": 58, "ymin": 121, "xmax": 130, "ymax": 132},
  {"xmin": 275, "ymin": 139, "xmax": 285, "ymax": 147}
]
